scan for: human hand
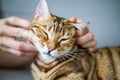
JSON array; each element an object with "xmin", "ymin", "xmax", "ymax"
[
  {"xmin": 0, "ymin": 16, "xmax": 38, "ymax": 56},
  {"xmin": 70, "ymin": 17, "xmax": 97, "ymax": 52}
]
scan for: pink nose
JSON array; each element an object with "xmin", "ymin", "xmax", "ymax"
[{"xmin": 48, "ymin": 46, "xmax": 54, "ymax": 51}]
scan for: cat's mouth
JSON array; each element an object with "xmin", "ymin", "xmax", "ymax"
[
  {"xmin": 43, "ymin": 51, "xmax": 55, "ymax": 58},
  {"xmin": 40, "ymin": 52, "xmax": 56, "ymax": 63},
  {"xmin": 43, "ymin": 51, "xmax": 71, "ymax": 60}
]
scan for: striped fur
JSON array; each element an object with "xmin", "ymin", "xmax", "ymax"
[
  {"xmin": 30, "ymin": 0, "xmax": 120, "ymax": 80},
  {"xmin": 30, "ymin": 15, "xmax": 120, "ymax": 80}
]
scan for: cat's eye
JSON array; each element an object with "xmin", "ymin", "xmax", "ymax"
[
  {"xmin": 59, "ymin": 38, "xmax": 69, "ymax": 42},
  {"xmin": 41, "ymin": 30, "xmax": 48, "ymax": 39},
  {"xmin": 31, "ymin": 25, "xmax": 39, "ymax": 28}
]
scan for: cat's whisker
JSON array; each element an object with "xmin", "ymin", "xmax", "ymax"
[
  {"xmin": 57, "ymin": 53, "xmax": 67, "ymax": 61},
  {"xmin": 63, "ymin": 53, "xmax": 81, "ymax": 67},
  {"xmin": 65, "ymin": 53, "xmax": 78, "ymax": 59},
  {"xmin": 73, "ymin": 53, "xmax": 81, "ymax": 60},
  {"xmin": 61, "ymin": 55, "xmax": 66, "ymax": 61},
  {"xmin": 69, "ymin": 53, "xmax": 81, "ymax": 61},
  {"xmin": 63, "ymin": 54, "xmax": 71, "ymax": 59}
]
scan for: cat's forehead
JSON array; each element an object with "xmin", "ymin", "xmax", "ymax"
[
  {"xmin": 32, "ymin": 15, "xmax": 73, "ymax": 26},
  {"xmin": 31, "ymin": 15, "xmax": 76, "ymax": 34}
]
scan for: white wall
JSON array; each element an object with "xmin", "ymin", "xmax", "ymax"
[{"xmin": 1, "ymin": 0, "xmax": 120, "ymax": 47}]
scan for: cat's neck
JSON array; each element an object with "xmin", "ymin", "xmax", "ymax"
[{"xmin": 34, "ymin": 45, "xmax": 82, "ymax": 71}]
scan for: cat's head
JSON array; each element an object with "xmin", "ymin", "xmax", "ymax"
[{"xmin": 30, "ymin": 0, "xmax": 88, "ymax": 63}]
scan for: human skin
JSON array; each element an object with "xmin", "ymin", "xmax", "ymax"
[{"xmin": 0, "ymin": 16, "xmax": 97, "ymax": 68}]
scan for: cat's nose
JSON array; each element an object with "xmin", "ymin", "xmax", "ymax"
[{"xmin": 48, "ymin": 46, "xmax": 55, "ymax": 51}]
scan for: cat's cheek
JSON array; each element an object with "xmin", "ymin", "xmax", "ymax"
[
  {"xmin": 58, "ymin": 44, "xmax": 70, "ymax": 51},
  {"xmin": 58, "ymin": 47, "xmax": 62, "ymax": 51},
  {"xmin": 50, "ymin": 50, "xmax": 58, "ymax": 57}
]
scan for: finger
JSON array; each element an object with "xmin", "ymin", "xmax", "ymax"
[
  {"xmin": 69, "ymin": 17, "xmax": 77, "ymax": 23},
  {"xmin": 5, "ymin": 16, "xmax": 30, "ymax": 29},
  {"xmin": 0, "ymin": 45, "xmax": 23, "ymax": 56},
  {"xmin": 0, "ymin": 46, "xmax": 38, "ymax": 56},
  {"xmin": 76, "ymin": 27, "xmax": 89, "ymax": 37},
  {"xmin": 82, "ymin": 40, "xmax": 97, "ymax": 48},
  {"xmin": 77, "ymin": 32, "xmax": 94, "ymax": 45},
  {"xmin": 82, "ymin": 27, "xmax": 89, "ymax": 36},
  {"xmin": 76, "ymin": 30, "xmax": 82, "ymax": 37},
  {"xmin": 0, "ymin": 37, "xmax": 37, "ymax": 52},
  {"xmin": 88, "ymin": 47, "xmax": 97, "ymax": 52},
  {"xmin": 0, "ymin": 25, "xmax": 33, "ymax": 41},
  {"xmin": 21, "ymin": 51, "xmax": 38, "ymax": 57},
  {"xmin": 69, "ymin": 17, "xmax": 83, "ymax": 23}
]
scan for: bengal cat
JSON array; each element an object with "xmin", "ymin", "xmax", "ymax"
[{"xmin": 30, "ymin": 0, "xmax": 120, "ymax": 80}]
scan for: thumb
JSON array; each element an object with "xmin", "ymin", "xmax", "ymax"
[{"xmin": 69, "ymin": 17, "xmax": 77, "ymax": 23}]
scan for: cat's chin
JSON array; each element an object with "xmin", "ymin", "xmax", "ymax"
[{"xmin": 41, "ymin": 53, "xmax": 56, "ymax": 63}]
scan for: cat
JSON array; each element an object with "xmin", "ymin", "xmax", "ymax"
[{"xmin": 30, "ymin": 0, "xmax": 120, "ymax": 80}]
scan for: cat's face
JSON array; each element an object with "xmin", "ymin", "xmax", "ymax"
[
  {"xmin": 31, "ymin": 16, "xmax": 76, "ymax": 63},
  {"xmin": 30, "ymin": 0, "xmax": 87, "ymax": 63}
]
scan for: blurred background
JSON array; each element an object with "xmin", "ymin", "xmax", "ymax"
[{"xmin": 0, "ymin": 0, "xmax": 120, "ymax": 80}]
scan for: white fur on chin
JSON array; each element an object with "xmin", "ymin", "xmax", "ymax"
[{"xmin": 33, "ymin": 35, "xmax": 57, "ymax": 63}]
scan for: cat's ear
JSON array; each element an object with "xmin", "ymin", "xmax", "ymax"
[
  {"xmin": 34, "ymin": 0, "xmax": 51, "ymax": 20},
  {"xmin": 72, "ymin": 22, "xmax": 90, "ymax": 30}
]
